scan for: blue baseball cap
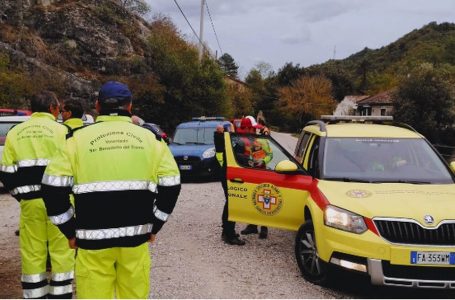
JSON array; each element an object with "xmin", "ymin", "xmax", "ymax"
[{"xmin": 98, "ymin": 81, "xmax": 132, "ymax": 104}]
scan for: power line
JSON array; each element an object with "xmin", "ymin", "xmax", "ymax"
[
  {"xmin": 172, "ymin": 0, "xmax": 212, "ymax": 58},
  {"xmin": 205, "ymin": 0, "xmax": 223, "ymax": 56}
]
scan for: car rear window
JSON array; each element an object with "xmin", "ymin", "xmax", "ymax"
[
  {"xmin": 0, "ymin": 122, "xmax": 19, "ymax": 146},
  {"xmin": 173, "ymin": 127, "xmax": 216, "ymax": 145}
]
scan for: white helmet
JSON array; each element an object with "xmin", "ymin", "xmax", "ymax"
[{"xmin": 245, "ymin": 115, "xmax": 258, "ymax": 127}]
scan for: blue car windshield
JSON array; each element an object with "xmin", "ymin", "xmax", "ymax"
[{"xmin": 173, "ymin": 128, "xmax": 214, "ymax": 145}]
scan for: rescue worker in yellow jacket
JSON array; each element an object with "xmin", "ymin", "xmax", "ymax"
[
  {"xmin": 61, "ymin": 99, "xmax": 84, "ymax": 130},
  {"xmin": 0, "ymin": 91, "xmax": 75, "ymax": 299},
  {"xmin": 41, "ymin": 81, "xmax": 181, "ymax": 298}
]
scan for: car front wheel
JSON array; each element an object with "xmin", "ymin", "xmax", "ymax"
[{"xmin": 295, "ymin": 220, "xmax": 329, "ymax": 285}]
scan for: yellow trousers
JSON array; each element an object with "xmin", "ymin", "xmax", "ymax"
[
  {"xmin": 20, "ymin": 198, "xmax": 75, "ymax": 298},
  {"xmin": 76, "ymin": 242, "xmax": 151, "ymax": 298}
]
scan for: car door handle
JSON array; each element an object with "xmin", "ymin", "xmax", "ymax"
[{"xmin": 230, "ymin": 178, "xmax": 244, "ymax": 183}]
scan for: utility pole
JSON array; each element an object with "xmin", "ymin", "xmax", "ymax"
[{"xmin": 198, "ymin": 0, "xmax": 205, "ymax": 62}]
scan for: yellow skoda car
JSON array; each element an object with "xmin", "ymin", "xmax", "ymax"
[{"xmin": 224, "ymin": 116, "xmax": 455, "ymax": 289}]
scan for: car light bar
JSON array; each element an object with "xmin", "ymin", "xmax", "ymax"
[
  {"xmin": 321, "ymin": 115, "xmax": 393, "ymax": 122},
  {"xmin": 192, "ymin": 116, "xmax": 225, "ymax": 121}
]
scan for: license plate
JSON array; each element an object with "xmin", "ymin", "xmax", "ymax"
[
  {"xmin": 179, "ymin": 165, "xmax": 192, "ymax": 170},
  {"xmin": 410, "ymin": 251, "xmax": 455, "ymax": 265}
]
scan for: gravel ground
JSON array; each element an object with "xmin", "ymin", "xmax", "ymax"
[{"xmin": 1, "ymin": 132, "xmax": 454, "ymax": 298}]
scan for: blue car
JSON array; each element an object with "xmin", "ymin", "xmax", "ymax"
[{"xmin": 169, "ymin": 117, "xmax": 232, "ymax": 178}]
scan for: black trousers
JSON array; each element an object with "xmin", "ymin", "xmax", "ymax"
[{"xmin": 220, "ymin": 172, "xmax": 236, "ymax": 237}]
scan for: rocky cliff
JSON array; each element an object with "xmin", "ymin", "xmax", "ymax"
[{"xmin": 0, "ymin": 0, "xmax": 153, "ymax": 102}]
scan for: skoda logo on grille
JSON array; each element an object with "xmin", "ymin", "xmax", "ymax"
[
  {"xmin": 183, "ymin": 156, "xmax": 189, "ymax": 161},
  {"xmin": 423, "ymin": 215, "xmax": 434, "ymax": 225}
]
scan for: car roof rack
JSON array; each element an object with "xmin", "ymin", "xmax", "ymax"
[
  {"xmin": 306, "ymin": 115, "xmax": 419, "ymax": 134},
  {"xmin": 321, "ymin": 115, "xmax": 394, "ymax": 123},
  {"xmin": 306, "ymin": 120, "xmax": 327, "ymax": 132},
  {"xmin": 191, "ymin": 116, "xmax": 225, "ymax": 121},
  {"xmin": 382, "ymin": 121, "xmax": 420, "ymax": 133}
]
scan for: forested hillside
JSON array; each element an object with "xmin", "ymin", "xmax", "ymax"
[{"xmin": 311, "ymin": 22, "xmax": 455, "ymax": 94}]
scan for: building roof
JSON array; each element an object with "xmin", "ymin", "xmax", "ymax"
[
  {"xmin": 341, "ymin": 95, "xmax": 370, "ymax": 103},
  {"xmin": 358, "ymin": 90, "xmax": 396, "ymax": 105}
]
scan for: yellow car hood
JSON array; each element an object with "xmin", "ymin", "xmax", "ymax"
[{"xmin": 318, "ymin": 180, "xmax": 455, "ymax": 226}]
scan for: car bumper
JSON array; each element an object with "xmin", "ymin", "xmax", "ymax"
[
  {"xmin": 318, "ymin": 224, "xmax": 455, "ymax": 289},
  {"xmin": 367, "ymin": 258, "xmax": 455, "ymax": 289},
  {"xmin": 176, "ymin": 157, "xmax": 220, "ymax": 178}
]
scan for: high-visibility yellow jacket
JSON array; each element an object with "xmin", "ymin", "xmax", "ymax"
[
  {"xmin": 0, "ymin": 112, "xmax": 67, "ymax": 201},
  {"xmin": 42, "ymin": 115, "xmax": 181, "ymax": 250},
  {"xmin": 63, "ymin": 118, "xmax": 84, "ymax": 130}
]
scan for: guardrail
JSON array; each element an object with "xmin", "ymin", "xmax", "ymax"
[{"xmin": 434, "ymin": 144, "xmax": 455, "ymax": 162}]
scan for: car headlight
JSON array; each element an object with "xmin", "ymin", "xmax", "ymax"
[
  {"xmin": 202, "ymin": 147, "xmax": 216, "ymax": 159},
  {"xmin": 324, "ymin": 205, "xmax": 367, "ymax": 234}
]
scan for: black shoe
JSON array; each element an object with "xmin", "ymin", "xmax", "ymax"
[
  {"xmin": 14, "ymin": 230, "xmax": 19, "ymax": 236},
  {"xmin": 259, "ymin": 226, "xmax": 268, "ymax": 239},
  {"xmin": 241, "ymin": 224, "xmax": 258, "ymax": 235},
  {"xmin": 223, "ymin": 235, "xmax": 245, "ymax": 246},
  {"xmin": 221, "ymin": 232, "xmax": 239, "ymax": 240}
]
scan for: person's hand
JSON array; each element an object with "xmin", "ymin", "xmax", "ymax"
[
  {"xmin": 68, "ymin": 237, "xmax": 78, "ymax": 249},
  {"xmin": 254, "ymin": 160, "xmax": 265, "ymax": 168},
  {"xmin": 149, "ymin": 234, "xmax": 156, "ymax": 244}
]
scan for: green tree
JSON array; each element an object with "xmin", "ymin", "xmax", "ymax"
[
  {"xmin": 226, "ymin": 85, "xmax": 253, "ymax": 117},
  {"xmin": 255, "ymin": 61, "xmax": 274, "ymax": 78},
  {"xmin": 245, "ymin": 68, "xmax": 264, "ymax": 112},
  {"xmin": 357, "ymin": 57, "xmax": 371, "ymax": 93},
  {"xmin": 275, "ymin": 62, "xmax": 305, "ymax": 85},
  {"xmin": 145, "ymin": 17, "xmax": 228, "ymax": 130},
  {"xmin": 308, "ymin": 62, "xmax": 355, "ymax": 101},
  {"xmin": 245, "ymin": 66, "xmax": 280, "ymax": 125},
  {"xmin": 394, "ymin": 63, "xmax": 455, "ymax": 143},
  {"xmin": 218, "ymin": 53, "xmax": 239, "ymax": 78}
]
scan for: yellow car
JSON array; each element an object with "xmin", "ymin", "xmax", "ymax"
[{"xmin": 224, "ymin": 116, "xmax": 455, "ymax": 289}]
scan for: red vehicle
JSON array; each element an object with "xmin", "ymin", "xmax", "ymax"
[{"xmin": 0, "ymin": 108, "xmax": 32, "ymax": 116}]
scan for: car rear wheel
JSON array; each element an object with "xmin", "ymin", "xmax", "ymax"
[{"xmin": 295, "ymin": 220, "xmax": 329, "ymax": 285}]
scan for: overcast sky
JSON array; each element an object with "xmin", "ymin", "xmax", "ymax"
[{"xmin": 146, "ymin": 0, "xmax": 455, "ymax": 78}]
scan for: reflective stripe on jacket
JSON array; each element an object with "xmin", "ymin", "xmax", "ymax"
[
  {"xmin": 0, "ymin": 112, "xmax": 67, "ymax": 201},
  {"xmin": 42, "ymin": 115, "xmax": 181, "ymax": 249}
]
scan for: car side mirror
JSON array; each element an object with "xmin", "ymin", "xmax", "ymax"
[
  {"xmin": 450, "ymin": 161, "xmax": 455, "ymax": 174},
  {"xmin": 275, "ymin": 160, "xmax": 306, "ymax": 175}
]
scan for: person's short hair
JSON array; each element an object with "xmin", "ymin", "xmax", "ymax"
[
  {"xmin": 30, "ymin": 91, "xmax": 59, "ymax": 113},
  {"xmin": 98, "ymin": 81, "xmax": 132, "ymax": 111},
  {"xmin": 63, "ymin": 100, "xmax": 84, "ymax": 118}
]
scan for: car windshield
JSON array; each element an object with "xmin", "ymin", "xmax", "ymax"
[
  {"xmin": 172, "ymin": 127, "xmax": 214, "ymax": 145},
  {"xmin": 322, "ymin": 138, "xmax": 454, "ymax": 184}
]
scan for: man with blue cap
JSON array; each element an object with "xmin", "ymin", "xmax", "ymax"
[{"xmin": 42, "ymin": 81, "xmax": 181, "ymax": 298}]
